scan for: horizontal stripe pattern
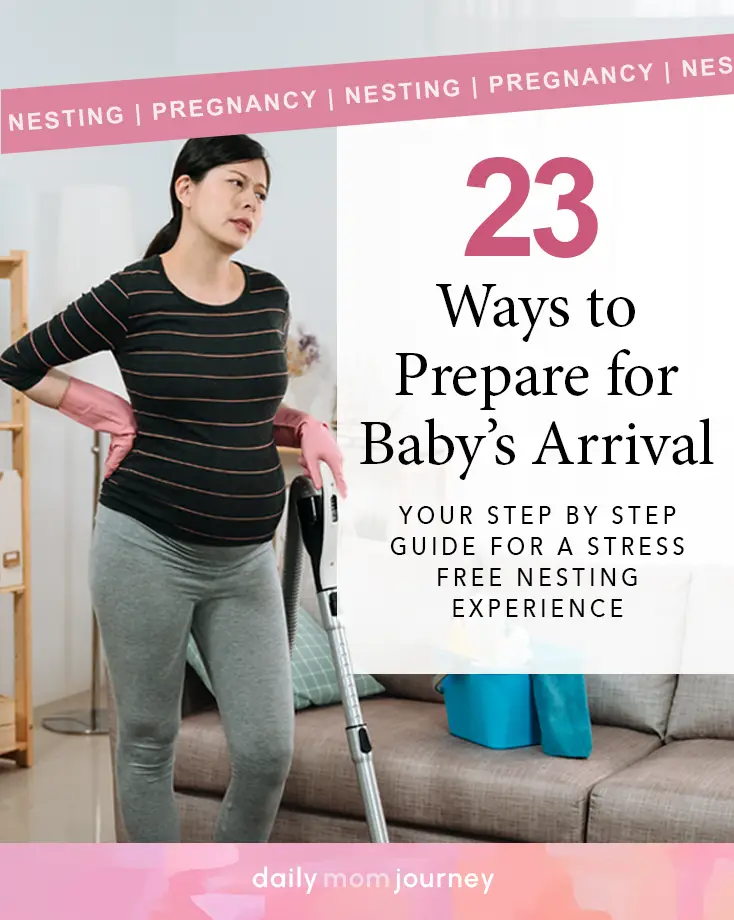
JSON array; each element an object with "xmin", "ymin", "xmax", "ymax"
[{"xmin": 0, "ymin": 253, "xmax": 291, "ymax": 546}]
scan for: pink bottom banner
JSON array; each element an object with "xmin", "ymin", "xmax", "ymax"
[{"xmin": 2, "ymin": 842, "xmax": 734, "ymax": 918}]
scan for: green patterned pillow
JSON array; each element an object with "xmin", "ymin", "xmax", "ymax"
[{"xmin": 187, "ymin": 607, "xmax": 385, "ymax": 711}]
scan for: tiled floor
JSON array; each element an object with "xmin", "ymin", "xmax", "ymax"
[{"xmin": 0, "ymin": 691, "xmax": 116, "ymax": 842}]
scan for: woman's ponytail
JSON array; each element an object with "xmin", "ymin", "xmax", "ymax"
[{"xmin": 144, "ymin": 213, "xmax": 181, "ymax": 258}]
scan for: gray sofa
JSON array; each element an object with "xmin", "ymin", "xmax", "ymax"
[
  {"xmin": 108, "ymin": 661, "xmax": 734, "ymax": 843},
  {"xmin": 106, "ymin": 535, "xmax": 734, "ymax": 843}
]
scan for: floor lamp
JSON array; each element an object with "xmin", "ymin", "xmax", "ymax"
[{"xmin": 42, "ymin": 185, "xmax": 137, "ymax": 737}]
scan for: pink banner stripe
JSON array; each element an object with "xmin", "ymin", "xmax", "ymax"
[
  {"xmin": 2, "ymin": 34, "xmax": 733, "ymax": 154},
  {"xmin": 1, "ymin": 842, "xmax": 734, "ymax": 918}
]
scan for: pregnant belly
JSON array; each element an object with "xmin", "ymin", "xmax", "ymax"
[
  {"xmin": 97, "ymin": 414, "xmax": 289, "ymax": 543},
  {"xmin": 111, "ymin": 430, "xmax": 287, "ymax": 524}
]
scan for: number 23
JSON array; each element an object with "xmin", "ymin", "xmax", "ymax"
[{"xmin": 465, "ymin": 156, "xmax": 598, "ymax": 258}]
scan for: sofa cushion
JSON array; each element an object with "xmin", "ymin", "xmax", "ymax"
[
  {"xmin": 584, "ymin": 675, "xmax": 677, "ymax": 738},
  {"xmin": 587, "ymin": 739, "xmax": 734, "ymax": 842},
  {"xmin": 285, "ymin": 702, "xmax": 661, "ymax": 842},
  {"xmin": 174, "ymin": 697, "xmax": 661, "ymax": 842},
  {"xmin": 666, "ymin": 676, "xmax": 734, "ymax": 740},
  {"xmin": 271, "ymin": 808, "xmax": 480, "ymax": 843}
]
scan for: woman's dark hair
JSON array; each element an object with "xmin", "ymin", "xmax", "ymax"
[{"xmin": 144, "ymin": 134, "xmax": 271, "ymax": 258}]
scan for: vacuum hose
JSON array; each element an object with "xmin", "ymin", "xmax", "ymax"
[{"xmin": 281, "ymin": 473, "xmax": 320, "ymax": 653}]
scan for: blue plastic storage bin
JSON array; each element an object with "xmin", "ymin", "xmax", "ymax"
[{"xmin": 437, "ymin": 673, "xmax": 540, "ymax": 749}]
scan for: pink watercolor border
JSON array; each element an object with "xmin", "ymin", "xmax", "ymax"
[
  {"xmin": 1, "ymin": 842, "xmax": 734, "ymax": 918},
  {"xmin": 1, "ymin": 34, "xmax": 733, "ymax": 153}
]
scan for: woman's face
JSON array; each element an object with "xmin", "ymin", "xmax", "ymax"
[{"xmin": 178, "ymin": 159, "xmax": 268, "ymax": 251}]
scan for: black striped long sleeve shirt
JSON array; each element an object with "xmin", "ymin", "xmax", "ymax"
[{"xmin": 0, "ymin": 254, "xmax": 291, "ymax": 546}]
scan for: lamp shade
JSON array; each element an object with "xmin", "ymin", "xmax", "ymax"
[{"xmin": 55, "ymin": 185, "xmax": 138, "ymax": 398}]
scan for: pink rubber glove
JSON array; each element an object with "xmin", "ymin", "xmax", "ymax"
[
  {"xmin": 58, "ymin": 377, "xmax": 137, "ymax": 479},
  {"xmin": 274, "ymin": 404, "xmax": 347, "ymax": 498}
]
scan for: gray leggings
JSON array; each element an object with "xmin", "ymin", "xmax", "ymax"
[{"xmin": 89, "ymin": 503, "xmax": 294, "ymax": 843}]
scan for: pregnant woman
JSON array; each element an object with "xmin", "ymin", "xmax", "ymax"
[{"xmin": 0, "ymin": 134, "xmax": 346, "ymax": 843}]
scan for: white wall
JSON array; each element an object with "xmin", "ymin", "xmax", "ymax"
[{"xmin": 0, "ymin": 0, "xmax": 727, "ymax": 706}]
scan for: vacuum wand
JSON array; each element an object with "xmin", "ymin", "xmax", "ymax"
[{"xmin": 282, "ymin": 460, "xmax": 390, "ymax": 844}]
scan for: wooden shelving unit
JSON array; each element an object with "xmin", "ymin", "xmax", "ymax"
[{"xmin": 0, "ymin": 250, "xmax": 33, "ymax": 766}]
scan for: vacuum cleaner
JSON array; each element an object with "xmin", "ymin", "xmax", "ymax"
[{"xmin": 281, "ymin": 460, "xmax": 390, "ymax": 844}]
